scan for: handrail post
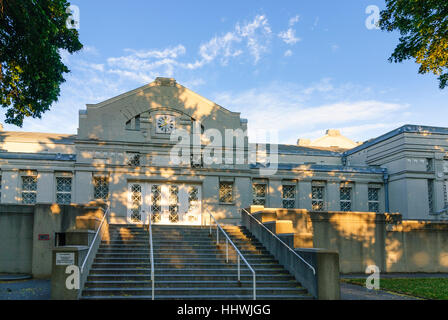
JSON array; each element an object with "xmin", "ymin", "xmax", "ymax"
[
  {"xmin": 253, "ymin": 273, "xmax": 256, "ymax": 300},
  {"xmin": 226, "ymin": 238, "xmax": 228, "ymax": 263},
  {"xmin": 145, "ymin": 210, "xmax": 155, "ymax": 301},
  {"xmin": 237, "ymin": 256, "xmax": 240, "ymax": 282}
]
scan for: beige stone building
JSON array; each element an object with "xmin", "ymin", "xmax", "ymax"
[{"xmin": 0, "ymin": 77, "xmax": 447, "ymax": 223}]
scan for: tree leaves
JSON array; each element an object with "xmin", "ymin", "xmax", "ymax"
[
  {"xmin": 379, "ymin": 0, "xmax": 448, "ymax": 89},
  {"xmin": 0, "ymin": 0, "xmax": 82, "ymax": 126}
]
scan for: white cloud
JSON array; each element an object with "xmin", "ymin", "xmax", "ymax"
[
  {"xmin": 195, "ymin": 14, "xmax": 272, "ymax": 66},
  {"xmin": 289, "ymin": 15, "xmax": 300, "ymax": 26},
  {"xmin": 213, "ymin": 81, "xmax": 411, "ymax": 143},
  {"xmin": 278, "ymin": 28, "xmax": 301, "ymax": 45},
  {"xmin": 124, "ymin": 45, "xmax": 186, "ymax": 59},
  {"xmin": 284, "ymin": 49, "xmax": 293, "ymax": 57}
]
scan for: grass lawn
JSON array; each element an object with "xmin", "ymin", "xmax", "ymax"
[{"xmin": 343, "ymin": 278, "xmax": 448, "ymax": 300}]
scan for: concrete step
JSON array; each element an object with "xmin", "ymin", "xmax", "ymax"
[
  {"xmin": 87, "ymin": 273, "xmax": 295, "ymax": 282},
  {"xmin": 89, "ymin": 268, "xmax": 290, "ymax": 275},
  {"xmin": 97, "ymin": 248, "xmax": 270, "ymax": 255},
  {"xmin": 81, "ymin": 294, "xmax": 313, "ymax": 300},
  {"xmin": 91, "ymin": 262, "xmax": 285, "ymax": 270},
  {"xmin": 94, "ymin": 254, "xmax": 275, "ymax": 261},
  {"xmin": 99, "ymin": 244, "xmax": 267, "ymax": 251},
  {"xmin": 84, "ymin": 280, "xmax": 300, "ymax": 288},
  {"xmin": 93, "ymin": 256, "xmax": 277, "ymax": 263},
  {"xmin": 81, "ymin": 286, "xmax": 308, "ymax": 297}
]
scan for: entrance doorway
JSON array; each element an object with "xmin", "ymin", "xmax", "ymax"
[{"xmin": 127, "ymin": 183, "xmax": 202, "ymax": 225}]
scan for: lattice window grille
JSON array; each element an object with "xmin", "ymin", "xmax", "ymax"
[
  {"xmin": 127, "ymin": 153, "xmax": 141, "ymax": 167},
  {"xmin": 340, "ymin": 187, "xmax": 352, "ymax": 211},
  {"xmin": 428, "ymin": 180, "xmax": 434, "ymax": 213},
  {"xmin": 190, "ymin": 153, "xmax": 203, "ymax": 168},
  {"xmin": 311, "ymin": 186, "xmax": 324, "ymax": 211},
  {"xmin": 169, "ymin": 185, "xmax": 179, "ymax": 223},
  {"xmin": 93, "ymin": 177, "xmax": 109, "ymax": 200},
  {"xmin": 252, "ymin": 183, "xmax": 266, "ymax": 206},
  {"xmin": 282, "ymin": 185, "xmax": 296, "ymax": 209},
  {"xmin": 444, "ymin": 181, "xmax": 448, "ymax": 207},
  {"xmin": 151, "ymin": 185, "xmax": 161, "ymax": 223},
  {"xmin": 219, "ymin": 182, "xmax": 233, "ymax": 203},
  {"xmin": 188, "ymin": 186, "xmax": 199, "ymax": 211},
  {"xmin": 56, "ymin": 177, "xmax": 72, "ymax": 205},
  {"xmin": 368, "ymin": 187, "xmax": 380, "ymax": 213},
  {"xmin": 130, "ymin": 184, "xmax": 142, "ymax": 223},
  {"xmin": 22, "ymin": 176, "xmax": 37, "ymax": 204}
]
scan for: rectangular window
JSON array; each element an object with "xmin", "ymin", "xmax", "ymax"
[
  {"xmin": 426, "ymin": 158, "xmax": 433, "ymax": 172},
  {"xmin": 340, "ymin": 186, "xmax": 352, "ymax": 211},
  {"xmin": 56, "ymin": 177, "xmax": 72, "ymax": 204},
  {"xmin": 219, "ymin": 182, "xmax": 233, "ymax": 203},
  {"xmin": 444, "ymin": 180, "xmax": 448, "ymax": 208},
  {"xmin": 22, "ymin": 176, "xmax": 37, "ymax": 204},
  {"xmin": 368, "ymin": 187, "xmax": 380, "ymax": 213},
  {"xmin": 252, "ymin": 183, "xmax": 267, "ymax": 206},
  {"xmin": 428, "ymin": 179, "xmax": 434, "ymax": 213},
  {"xmin": 126, "ymin": 152, "xmax": 141, "ymax": 167},
  {"xmin": 93, "ymin": 176, "xmax": 109, "ymax": 200},
  {"xmin": 282, "ymin": 185, "xmax": 296, "ymax": 209},
  {"xmin": 311, "ymin": 185, "xmax": 325, "ymax": 211}
]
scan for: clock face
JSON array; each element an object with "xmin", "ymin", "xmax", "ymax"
[{"xmin": 156, "ymin": 115, "xmax": 175, "ymax": 134}]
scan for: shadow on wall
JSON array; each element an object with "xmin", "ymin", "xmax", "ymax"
[
  {"xmin": 0, "ymin": 202, "xmax": 106, "ymax": 278},
  {"xmin": 248, "ymin": 206, "xmax": 448, "ymax": 274}
]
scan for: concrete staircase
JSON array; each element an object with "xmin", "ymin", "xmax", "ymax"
[{"xmin": 81, "ymin": 224, "xmax": 313, "ymax": 300}]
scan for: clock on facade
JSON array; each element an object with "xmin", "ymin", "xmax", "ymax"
[{"xmin": 155, "ymin": 115, "xmax": 175, "ymax": 134}]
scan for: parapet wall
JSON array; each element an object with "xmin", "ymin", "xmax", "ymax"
[
  {"xmin": 0, "ymin": 202, "xmax": 105, "ymax": 278},
  {"xmin": 247, "ymin": 206, "xmax": 448, "ymax": 273}
]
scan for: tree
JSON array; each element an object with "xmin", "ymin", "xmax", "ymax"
[
  {"xmin": 0, "ymin": 0, "xmax": 82, "ymax": 126},
  {"xmin": 379, "ymin": 0, "xmax": 448, "ymax": 89}
]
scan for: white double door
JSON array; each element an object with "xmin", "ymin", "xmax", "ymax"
[{"xmin": 128, "ymin": 182, "xmax": 201, "ymax": 225}]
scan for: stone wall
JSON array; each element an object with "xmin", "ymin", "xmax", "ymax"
[
  {"xmin": 247, "ymin": 206, "xmax": 448, "ymax": 273},
  {"xmin": 0, "ymin": 203, "xmax": 105, "ymax": 278}
]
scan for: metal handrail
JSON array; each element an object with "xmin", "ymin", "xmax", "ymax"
[
  {"xmin": 242, "ymin": 208, "xmax": 316, "ymax": 275},
  {"xmin": 80, "ymin": 206, "xmax": 110, "ymax": 274},
  {"xmin": 205, "ymin": 208, "xmax": 256, "ymax": 300},
  {"xmin": 144, "ymin": 210, "xmax": 155, "ymax": 300}
]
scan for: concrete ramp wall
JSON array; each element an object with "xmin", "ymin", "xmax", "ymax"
[{"xmin": 247, "ymin": 206, "xmax": 448, "ymax": 274}]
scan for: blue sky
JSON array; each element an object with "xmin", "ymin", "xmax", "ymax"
[{"xmin": 3, "ymin": 0, "xmax": 448, "ymax": 144}]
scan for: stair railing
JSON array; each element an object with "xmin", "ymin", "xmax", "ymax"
[
  {"xmin": 79, "ymin": 205, "xmax": 110, "ymax": 298},
  {"xmin": 241, "ymin": 208, "xmax": 316, "ymax": 275},
  {"xmin": 206, "ymin": 208, "xmax": 256, "ymax": 300},
  {"xmin": 144, "ymin": 210, "xmax": 155, "ymax": 300}
]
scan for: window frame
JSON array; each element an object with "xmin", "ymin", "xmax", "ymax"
[
  {"xmin": 219, "ymin": 181, "xmax": 234, "ymax": 204},
  {"xmin": 339, "ymin": 185, "xmax": 353, "ymax": 212},
  {"xmin": 56, "ymin": 176, "xmax": 72, "ymax": 205},
  {"xmin": 93, "ymin": 176, "xmax": 109, "ymax": 201},
  {"xmin": 282, "ymin": 184, "xmax": 296, "ymax": 209},
  {"xmin": 21, "ymin": 175, "xmax": 37, "ymax": 204},
  {"xmin": 252, "ymin": 183, "xmax": 267, "ymax": 206},
  {"xmin": 368, "ymin": 187, "xmax": 380, "ymax": 213},
  {"xmin": 311, "ymin": 182, "xmax": 325, "ymax": 211}
]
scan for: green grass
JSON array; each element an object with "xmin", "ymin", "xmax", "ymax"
[{"xmin": 343, "ymin": 278, "xmax": 448, "ymax": 300}]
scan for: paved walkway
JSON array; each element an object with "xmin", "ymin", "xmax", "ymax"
[{"xmin": 0, "ymin": 279, "xmax": 50, "ymax": 300}]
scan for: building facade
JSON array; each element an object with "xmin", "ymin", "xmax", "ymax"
[{"xmin": 0, "ymin": 77, "xmax": 447, "ymax": 223}]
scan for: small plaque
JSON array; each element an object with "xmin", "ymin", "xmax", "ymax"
[
  {"xmin": 38, "ymin": 234, "xmax": 50, "ymax": 240},
  {"xmin": 56, "ymin": 252, "xmax": 75, "ymax": 266}
]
